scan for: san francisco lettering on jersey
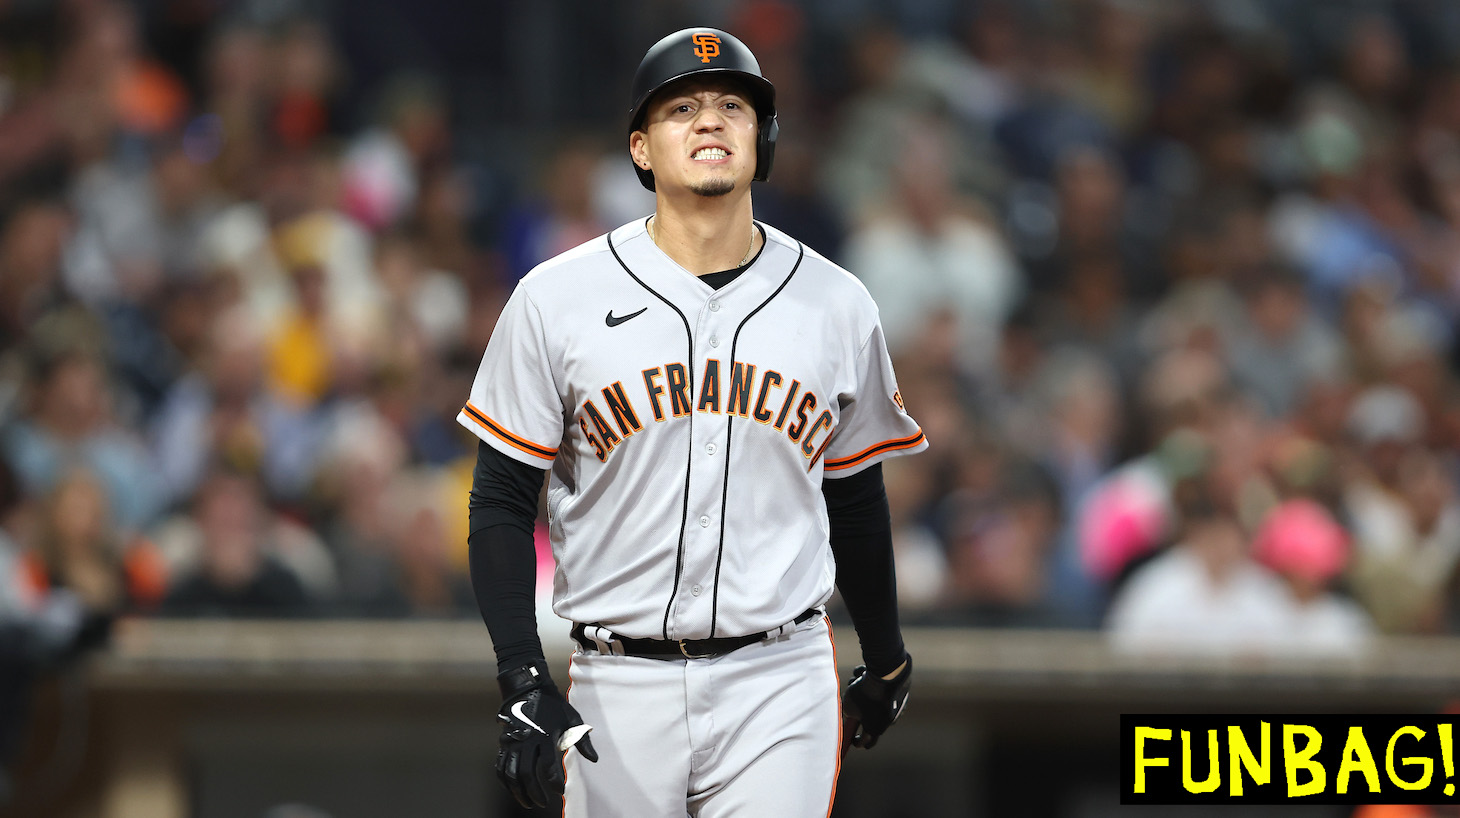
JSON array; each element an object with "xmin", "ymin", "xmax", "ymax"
[{"xmin": 577, "ymin": 358, "xmax": 837, "ymax": 465}]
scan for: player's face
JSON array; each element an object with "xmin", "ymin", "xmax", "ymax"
[{"xmin": 632, "ymin": 79, "xmax": 758, "ymax": 198}]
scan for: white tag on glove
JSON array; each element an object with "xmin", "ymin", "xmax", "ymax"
[{"xmin": 558, "ymin": 724, "xmax": 594, "ymax": 753}]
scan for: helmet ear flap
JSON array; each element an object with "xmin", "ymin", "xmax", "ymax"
[
  {"xmin": 636, "ymin": 165, "xmax": 656, "ymax": 192},
  {"xmin": 754, "ymin": 115, "xmax": 778, "ymax": 183}
]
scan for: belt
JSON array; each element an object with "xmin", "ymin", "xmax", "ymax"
[{"xmin": 571, "ymin": 608, "xmax": 822, "ymax": 660}]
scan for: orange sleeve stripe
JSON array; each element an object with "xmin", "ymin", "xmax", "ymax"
[
  {"xmin": 823, "ymin": 430, "xmax": 925, "ymax": 471},
  {"xmin": 462, "ymin": 403, "xmax": 558, "ymax": 460}
]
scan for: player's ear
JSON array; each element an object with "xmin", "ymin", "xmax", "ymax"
[{"xmin": 629, "ymin": 131, "xmax": 651, "ymax": 171}]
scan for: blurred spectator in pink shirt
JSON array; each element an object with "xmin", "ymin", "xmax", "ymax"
[
  {"xmin": 1253, "ymin": 498, "xmax": 1373, "ymax": 656},
  {"xmin": 1106, "ymin": 473, "xmax": 1292, "ymax": 655}
]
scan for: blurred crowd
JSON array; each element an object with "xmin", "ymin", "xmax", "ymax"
[{"xmin": 0, "ymin": 0, "xmax": 1458, "ymax": 666}]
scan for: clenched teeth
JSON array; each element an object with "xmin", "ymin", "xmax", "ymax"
[{"xmin": 693, "ymin": 148, "xmax": 728, "ymax": 161}]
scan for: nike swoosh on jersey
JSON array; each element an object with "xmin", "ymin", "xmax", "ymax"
[
  {"xmin": 605, "ymin": 307, "xmax": 648, "ymax": 327},
  {"xmin": 510, "ymin": 701, "xmax": 549, "ymax": 735}
]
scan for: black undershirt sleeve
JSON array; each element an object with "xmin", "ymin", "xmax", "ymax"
[
  {"xmin": 821, "ymin": 463, "xmax": 907, "ymax": 676},
  {"xmin": 467, "ymin": 440, "xmax": 549, "ymax": 675}
]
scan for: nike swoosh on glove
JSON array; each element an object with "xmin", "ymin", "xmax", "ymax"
[
  {"xmin": 841, "ymin": 653, "xmax": 912, "ymax": 753},
  {"xmin": 496, "ymin": 660, "xmax": 599, "ymax": 808}
]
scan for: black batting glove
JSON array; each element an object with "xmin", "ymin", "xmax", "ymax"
[
  {"xmin": 841, "ymin": 653, "xmax": 912, "ymax": 752},
  {"xmin": 495, "ymin": 660, "xmax": 599, "ymax": 809}
]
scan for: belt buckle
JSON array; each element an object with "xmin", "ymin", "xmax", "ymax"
[{"xmin": 679, "ymin": 639, "xmax": 712, "ymax": 659}]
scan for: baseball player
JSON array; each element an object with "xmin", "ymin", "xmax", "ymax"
[{"xmin": 461, "ymin": 27, "xmax": 925, "ymax": 816}]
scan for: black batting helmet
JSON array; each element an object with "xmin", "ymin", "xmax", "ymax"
[{"xmin": 627, "ymin": 27, "xmax": 778, "ymax": 192}]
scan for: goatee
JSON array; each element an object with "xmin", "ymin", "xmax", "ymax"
[{"xmin": 690, "ymin": 178, "xmax": 735, "ymax": 198}]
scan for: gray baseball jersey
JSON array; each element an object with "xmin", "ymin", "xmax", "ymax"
[{"xmin": 458, "ymin": 217, "xmax": 926, "ymax": 641}]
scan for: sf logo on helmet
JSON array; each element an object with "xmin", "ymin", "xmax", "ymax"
[{"xmin": 692, "ymin": 33, "xmax": 721, "ymax": 63}]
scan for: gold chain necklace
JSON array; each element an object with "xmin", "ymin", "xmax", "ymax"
[{"xmin": 649, "ymin": 216, "xmax": 756, "ymax": 267}]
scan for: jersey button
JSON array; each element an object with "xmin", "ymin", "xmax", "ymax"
[
  {"xmin": 699, "ymin": 515, "xmax": 710, "ymax": 528},
  {"xmin": 709, "ymin": 336, "xmax": 719, "ymax": 348},
  {"xmin": 706, "ymin": 443, "xmax": 716, "ymax": 455},
  {"xmin": 691, "ymin": 585, "xmax": 702, "ymax": 596},
  {"xmin": 709, "ymin": 302, "xmax": 720, "ymax": 312}
]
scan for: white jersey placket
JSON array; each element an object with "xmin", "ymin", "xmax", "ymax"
[
  {"xmin": 668, "ymin": 290, "xmax": 734, "ymax": 639},
  {"xmin": 653, "ymin": 231, "xmax": 808, "ymax": 641}
]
